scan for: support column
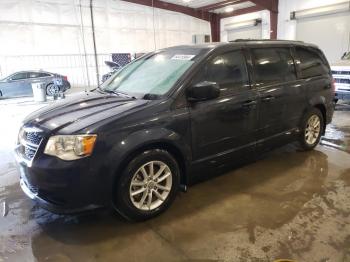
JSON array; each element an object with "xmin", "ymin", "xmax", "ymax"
[
  {"xmin": 270, "ymin": 11, "xmax": 278, "ymax": 39},
  {"xmin": 210, "ymin": 13, "xmax": 220, "ymax": 42}
]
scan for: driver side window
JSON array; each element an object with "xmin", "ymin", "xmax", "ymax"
[{"xmin": 192, "ymin": 50, "xmax": 249, "ymax": 95}]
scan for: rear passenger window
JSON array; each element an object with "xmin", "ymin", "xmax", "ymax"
[
  {"xmin": 28, "ymin": 72, "xmax": 40, "ymax": 78},
  {"xmin": 193, "ymin": 50, "xmax": 248, "ymax": 92},
  {"xmin": 252, "ymin": 48, "xmax": 296, "ymax": 84},
  {"xmin": 11, "ymin": 72, "xmax": 28, "ymax": 80},
  {"xmin": 38, "ymin": 73, "xmax": 51, "ymax": 77},
  {"xmin": 295, "ymin": 47, "xmax": 329, "ymax": 79}
]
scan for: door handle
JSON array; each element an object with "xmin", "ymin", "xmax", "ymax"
[
  {"xmin": 261, "ymin": 95, "xmax": 276, "ymax": 102},
  {"xmin": 242, "ymin": 100, "xmax": 257, "ymax": 107}
]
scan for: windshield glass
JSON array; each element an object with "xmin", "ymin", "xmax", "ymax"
[
  {"xmin": 100, "ymin": 51, "xmax": 198, "ymax": 97},
  {"xmin": 342, "ymin": 52, "xmax": 350, "ymax": 60}
]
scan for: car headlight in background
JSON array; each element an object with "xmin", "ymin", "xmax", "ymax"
[{"xmin": 44, "ymin": 135, "xmax": 97, "ymax": 160}]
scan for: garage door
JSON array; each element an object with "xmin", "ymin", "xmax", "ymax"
[
  {"xmin": 227, "ymin": 25, "xmax": 262, "ymax": 41},
  {"xmin": 296, "ymin": 12, "xmax": 350, "ymax": 63}
]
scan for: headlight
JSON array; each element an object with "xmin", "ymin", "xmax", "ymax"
[{"xmin": 44, "ymin": 135, "xmax": 97, "ymax": 160}]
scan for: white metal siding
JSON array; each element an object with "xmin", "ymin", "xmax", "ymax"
[
  {"xmin": 296, "ymin": 12, "xmax": 350, "ymax": 63},
  {"xmin": 227, "ymin": 25, "xmax": 262, "ymax": 41}
]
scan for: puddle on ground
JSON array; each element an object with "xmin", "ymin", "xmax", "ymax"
[
  {"xmin": 0, "ymin": 105, "xmax": 349, "ymax": 261},
  {"xmin": 321, "ymin": 124, "xmax": 350, "ymax": 153},
  {"xmin": 0, "ymin": 146, "xmax": 349, "ymax": 262}
]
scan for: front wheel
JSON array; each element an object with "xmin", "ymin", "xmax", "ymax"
[
  {"xmin": 113, "ymin": 149, "xmax": 180, "ymax": 221},
  {"xmin": 298, "ymin": 108, "xmax": 324, "ymax": 151}
]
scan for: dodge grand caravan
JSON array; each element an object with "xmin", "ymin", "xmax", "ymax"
[{"xmin": 15, "ymin": 40, "xmax": 334, "ymax": 221}]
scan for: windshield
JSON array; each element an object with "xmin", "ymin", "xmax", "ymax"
[
  {"xmin": 100, "ymin": 51, "xmax": 197, "ymax": 98},
  {"xmin": 342, "ymin": 52, "xmax": 350, "ymax": 60}
]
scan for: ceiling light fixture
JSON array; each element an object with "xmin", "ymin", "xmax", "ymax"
[{"xmin": 225, "ymin": 7, "xmax": 234, "ymax": 13}]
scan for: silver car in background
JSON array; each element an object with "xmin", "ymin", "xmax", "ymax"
[{"xmin": 0, "ymin": 70, "xmax": 71, "ymax": 98}]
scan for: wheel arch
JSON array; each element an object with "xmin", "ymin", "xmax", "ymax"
[
  {"xmin": 45, "ymin": 82, "xmax": 53, "ymax": 95},
  {"xmin": 314, "ymin": 103, "xmax": 326, "ymax": 135},
  {"xmin": 305, "ymin": 96, "xmax": 327, "ymax": 135},
  {"xmin": 113, "ymin": 141, "xmax": 188, "ymax": 188},
  {"xmin": 45, "ymin": 82, "xmax": 54, "ymax": 88}
]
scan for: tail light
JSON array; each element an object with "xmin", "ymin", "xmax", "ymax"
[
  {"xmin": 63, "ymin": 76, "xmax": 68, "ymax": 81},
  {"xmin": 331, "ymin": 77, "xmax": 335, "ymax": 94}
]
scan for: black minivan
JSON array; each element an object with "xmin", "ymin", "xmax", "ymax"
[{"xmin": 15, "ymin": 40, "xmax": 334, "ymax": 221}]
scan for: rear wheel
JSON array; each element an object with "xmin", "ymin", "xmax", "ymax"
[
  {"xmin": 298, "ymin": 108, "xmax": 324, "ymax": 151},
  {"xmin": 46, "ymin": 83, "xmax": 59, "ymax": 96},
  {"xmin": 113, "ymin": 149, "xmax": 180, "ymax": 221}
]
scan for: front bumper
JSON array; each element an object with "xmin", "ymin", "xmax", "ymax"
[
  {"xmin": 58, "ymin": 80, "xmax": 71, "ymax": 92},
  {"xmin": 19, "ymin": 176, "xmax": 100, "ymax": 214},
  {"xmin": 16, "ymin": 151, "xmax": 105, "ymax": 214}
]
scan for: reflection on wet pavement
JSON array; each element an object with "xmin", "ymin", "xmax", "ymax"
[
  {"xmin": 0, "ymin": 103, "xmax": 350, "ymax": 262},
  {"xmin": 321, "ymin": 103, "xmax": 350, "ymax": 153}
]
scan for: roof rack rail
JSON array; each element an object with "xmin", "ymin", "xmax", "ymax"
[{"xmin": 229, "ymin": 39, "xmax": 304, "ymax": 43}]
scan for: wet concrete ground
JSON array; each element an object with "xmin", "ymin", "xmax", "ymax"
[{"xmin": 0, "ymin": 101, "xmax": 349, "ymax": 262}]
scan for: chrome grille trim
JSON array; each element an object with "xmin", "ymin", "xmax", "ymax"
[
  {"xmin": 19, "ymin": 137, "xmax": 40, "ymax": 149},
  {"xmin": 15, "ymin": 125, "xmax": 45, "ymax": 165}
]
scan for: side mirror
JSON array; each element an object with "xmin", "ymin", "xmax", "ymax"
[{"xmin": 187, "ymin": 81, "xmax": 220, "ymax": 102}]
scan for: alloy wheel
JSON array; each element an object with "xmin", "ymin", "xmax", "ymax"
[
  {"xmin": 47, "ymin": 84, "xmax": 59, "ymax": 96},
  {"xmin": 129, "ymin": 161, "xmax": 172, "ymax": 211},
  {"xmin": 304, "ymin": 114, "xmax": 321, "ymax": 145}
]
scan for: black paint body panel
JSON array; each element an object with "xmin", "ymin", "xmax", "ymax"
[{"xmin": 16, "ymin": 41, "xmax": 335, "ymax": 212}]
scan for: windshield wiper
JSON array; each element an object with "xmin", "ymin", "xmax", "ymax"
[
  {"xmin": 90, "ymin": 86, "xmax": 105, "ymax": 93},
  {"xmin": 105, "ymin": 90, "xmax": 136, "ymax": 99}
]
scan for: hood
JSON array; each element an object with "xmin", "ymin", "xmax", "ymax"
[
  {"xmin": 331, "ymin": 59, "xmax": 350, "ymax": 68},
  {"xmin": 24, "ymin": 91, "xmax": 149, "ymax": 134}
]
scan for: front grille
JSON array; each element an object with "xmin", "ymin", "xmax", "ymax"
[
  {"xmin": 17, "ymin": 126, "xmax": 44, "ymax": 161},
  {"xmin": 26, "ymin": 131, "xmax": 42, "ymax": 145},
  {"xmin": 332, "ymin": 70, "xmax": 350, "ymax": 75},
  {"xmin": 24, "ymin": 147, "xmax": 36, "ymax": 159}
]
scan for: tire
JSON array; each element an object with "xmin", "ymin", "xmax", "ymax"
[
  {"xmin": 46, "ymin": 83, "xmax": 59, "ymax": 96},
  {"xmin": 113, "ymin": 149, "xmax": 180, "ymax": 221},
  {"xmin": 298, "ymin": 108, "xmax": 324, "ymax": 151}
]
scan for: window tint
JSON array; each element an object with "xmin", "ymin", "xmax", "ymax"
[
  {"xmin": 296, "ymin": 47, "xmax": 329, "ymax": 78},
  {"xmin": 28, "ymin": 72, "xmax": 40, "ymax": 78},
  {"xmin": 38, "ymin": 73, "xmax": 51, "ymax": 77},
  {"xmin": 10, "ymin": 72, "xmax": 27, "ymax": 80},
  {"xmin": 252, "ymin": 48, "xmax": 296, "ymax": 84},
  {"xmin": 193, "ymin": 50, "xmax": 248, "ymax": 92}
]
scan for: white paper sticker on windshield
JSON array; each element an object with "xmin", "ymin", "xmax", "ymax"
[{"xmin": 171, "ymin": 55, "xmax": 195, "ymax": 60}]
